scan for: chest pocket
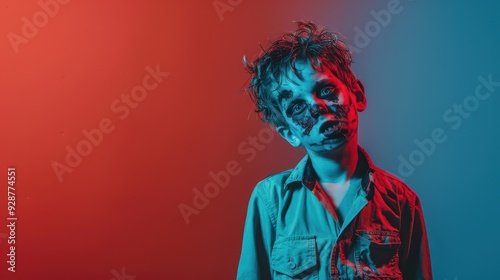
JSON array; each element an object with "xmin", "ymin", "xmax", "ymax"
[
  {"xmin": 271, "ymin": 236, "xmax": 318, "ymax": 279},
  {"xmin": 354, "ymin": 230, "xmax": 402, "ymax": 280}
]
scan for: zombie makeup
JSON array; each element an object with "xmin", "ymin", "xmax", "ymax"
[
  {"xmin": 318, "ymin": 84, "xmax": 353, "ymax": 139},
  {"xmin": 283, "ymin": 83, "xmax": 353, "ymax": 137},
  {"xmin": 286, "ymin": 103, "xmax": 350, "ymax": 137},
  {"xmin": 278, "ymin": 89, "xmax": 318, "ymax": 136},
  {"xmin": 278, "ymin": 90, "xmax": 293, "ymax": 100},
  {"xmin": 320, "ymin": 86, "xmax": 350, "ymax": 119},
  {"xmin": 289, "ymin": 107, "xmax": 317, "ymax": 136}
]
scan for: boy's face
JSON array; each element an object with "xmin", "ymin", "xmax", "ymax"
[{"xmin": 273, "ymin": 59, "xmax": 366, "ymax": 155}]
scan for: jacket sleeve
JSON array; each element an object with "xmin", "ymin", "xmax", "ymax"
[
  {"xmin": 236, "ymin": 184, "xmax": 276, "ymax": 280},
  {"xmin": 402, "ymin": 194, "xmax": 433, "ymax": 280}
]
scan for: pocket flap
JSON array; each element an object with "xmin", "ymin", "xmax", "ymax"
[
  {"xmin": 356, "ymin": 230, "xmax": 401, "ymax": 246},
  {"xmin": 271, "ymin": 236, "xmax": 318, "ymax": 277}
]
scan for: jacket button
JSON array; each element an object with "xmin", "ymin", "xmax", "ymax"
[{"xmin": 288, "ymin": 261, "xmax": 297, "ymax": 269}]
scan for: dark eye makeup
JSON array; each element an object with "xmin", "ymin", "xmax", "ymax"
[
  {"xmin": 286, "ymin": 101, "xmax": 307, "ymax": 116},
  {"xmin": 317, "ymin": 86, "xmax": 339, "ymax": 102},
  {"xmin": 282, "ymin": 81, "xmax": 341, "ymax": 116}
]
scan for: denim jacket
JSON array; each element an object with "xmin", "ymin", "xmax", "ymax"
[{"xmin": 237, "ymin": 146, "xmax": 432, "ymax": 279}]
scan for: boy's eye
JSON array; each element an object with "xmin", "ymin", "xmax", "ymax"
[
  {"xmin": 318, "ymin": 87, "xmax": 338, "ymax": 100},
  {"xmin": 290, "ymin": 102, "xmax": 307, "ymax": 115}
]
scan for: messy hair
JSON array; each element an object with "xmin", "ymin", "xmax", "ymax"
[{"xmin": 243, "ymin": 21, "xmax": 356, "ymax": 128}]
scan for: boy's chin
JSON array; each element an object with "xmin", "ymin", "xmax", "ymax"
[
  {"xmin": 307, "ymin": 140, "xmax": 348, "ymax": 155},
  {"xmin": 306, "ymin": 135, "xmax": 359, "ymax": 156}
]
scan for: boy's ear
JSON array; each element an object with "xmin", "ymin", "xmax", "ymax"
[
  {"xmin": 276, "ymin": 126, "xmax": 301, "ymax": 148},
  {"xmin": 352, "ymin": 79, "xmax": 367, "ymax": 112}
]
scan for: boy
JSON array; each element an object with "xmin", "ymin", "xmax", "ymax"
[{"xmin": 237, "ymin": 21, "xmax": 432, "ymax": 279}]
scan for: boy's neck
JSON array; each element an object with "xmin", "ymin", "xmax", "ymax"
[{"xmin": 308, "ymin": 140, "xmax": 359, "ymax": 184}]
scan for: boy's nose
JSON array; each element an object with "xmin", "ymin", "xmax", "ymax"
[{"xmin": 310, "ymin": 103, "xmax": 327, "ymax": 118}]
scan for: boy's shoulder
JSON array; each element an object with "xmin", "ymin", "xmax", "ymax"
[
  {"xmin": 252, "ymin": 154, "xmax": 309, "ymax": 195},
  {"xmin": 253, "ymin": 168, "xmax": 294, "ymax": 193},
  {"xmin": 358, "ymin": 146, "xmax": 420, "ymax": 203},
  {"xmin": 248, "ymin": 166, "xmax": 304, "ymax": 207},
  {"xmin": 371, "ymin": 166, "xmax": 420, "ymax": 205}
]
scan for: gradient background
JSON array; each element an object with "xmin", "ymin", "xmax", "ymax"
[{"xmin": 1, "ymin": 0, "xmax": 499, "ymax": 279}]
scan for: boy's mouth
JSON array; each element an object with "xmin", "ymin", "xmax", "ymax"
[{"xmin": 319, "ymin": 121, "xmax": 342, "ymax": 136}]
